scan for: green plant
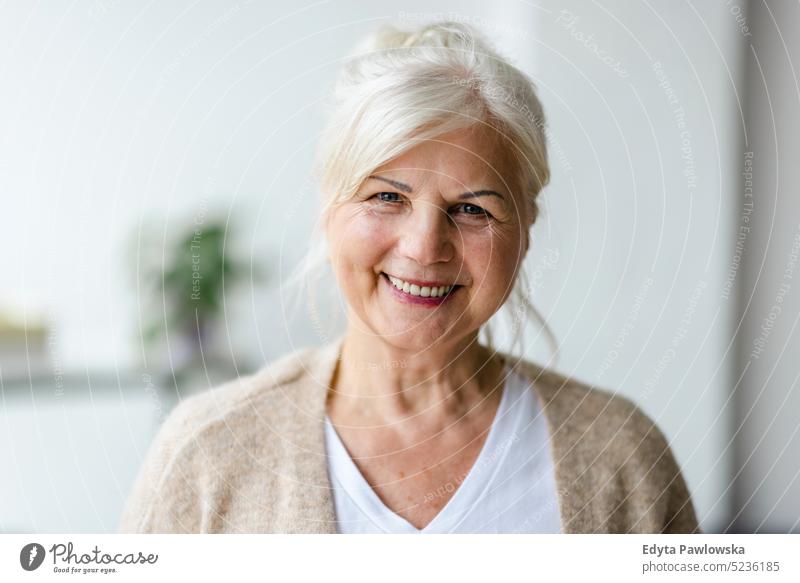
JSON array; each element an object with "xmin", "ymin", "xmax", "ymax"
[{"xmin": 132, "ymin": 213, "xmax": 267, "ymax": 385}]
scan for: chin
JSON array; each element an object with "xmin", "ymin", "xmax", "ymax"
[{"xmin": 374, "ymin": 320, "xmax": 466, "ymax": 353}]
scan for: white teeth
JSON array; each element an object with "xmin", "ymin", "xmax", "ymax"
[{"xmin": 385, "ymin": 274, "xmax": 453, "ymax": 298}]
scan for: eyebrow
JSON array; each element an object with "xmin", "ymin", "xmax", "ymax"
[
  {"xmin": 458, "ymin": 190, "xmax": 504, "ymax": 200},
  {"xmin": 368, "ymin": 175, "xmax": 505, "ymax": 200},
  {"xmin": 369, "ymin": 175, "xmax": 413, "ymax": 193}
]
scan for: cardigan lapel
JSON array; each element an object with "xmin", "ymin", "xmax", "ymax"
[
  {"xmin": 498, "ymin": 352, "xmax": 580, "ymax": 534},
  {"xmin": 290, "ymin": 336, "xmax": 344, "ymax": 533}
]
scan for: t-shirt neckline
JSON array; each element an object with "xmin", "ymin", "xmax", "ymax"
[{"xmin": 323, "ymin": 364, "xmax": 521, "ymax": 533}]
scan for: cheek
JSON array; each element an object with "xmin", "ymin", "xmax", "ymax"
[
  {"xmin": 465, "ymin": 230, "xmax": 523, "ymax": 306},
  {"xmin": 328, "ymin": 210, "xmax": 393, "ymax": 278}
]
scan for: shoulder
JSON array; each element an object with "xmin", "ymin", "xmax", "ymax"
[
  {"xmin": 512, "ymin": 356, "xmax": 657, "ymax": 448},
  {"xmin": 118, "ymin": 342, "xmax": 334, "ymax": 533},
  {"xmin": 146, "ymin": 344, "xmax": 317, "ymax": 458},
  {"xmin": 162, "ymin": 344, "xmax": 319, "ymax": 437},
  {"xmin": 510, "ymin": 356, "xmax": 699, "ymax": 533}
]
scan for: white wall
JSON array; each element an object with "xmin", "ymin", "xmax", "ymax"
[{"xmin": 0, "ymin": 381, "xmax": 160, "ymax": 533}]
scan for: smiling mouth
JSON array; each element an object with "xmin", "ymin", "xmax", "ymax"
[{"xmin": 380, "ymin": 272, "xmax": 461, "ymax": 299}]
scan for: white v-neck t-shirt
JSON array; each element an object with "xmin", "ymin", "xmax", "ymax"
[{"xmin": 323, "ymin": 365, "xmax": 563, "ymax": 533}]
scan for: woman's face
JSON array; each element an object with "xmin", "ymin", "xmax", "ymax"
[{"xmin": 325, "ymin": 125, "xmax": 531, "ymax": 353}]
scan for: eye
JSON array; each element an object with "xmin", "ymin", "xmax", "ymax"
[
  {"xmin": 454, "ymin": 203, "xmax": 493, "ymax": 219},
  {"xmin": 373, "ymin": 192, "xmax": 402, "ymax": 203}
]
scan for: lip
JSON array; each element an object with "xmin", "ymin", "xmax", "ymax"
[
  {"xmin": 380, "ymin": 272, "xmax": 460, "ymax": 307},
  {"xmin": 381, "ymin": 271, "xmax": 458, "ymax": 288}
]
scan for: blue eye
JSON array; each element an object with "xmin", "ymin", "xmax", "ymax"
[
  {"xmin": 457, "ymin": 203, "xmax": 491, "ymax": 218},
  {"xmin": 375, "ymin": 192, "xmax": 401, "ymax": 202}
]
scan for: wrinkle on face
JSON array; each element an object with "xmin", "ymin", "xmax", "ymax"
[{"xmin": 325, "ymin": 123, "xmax": 530, "ymax": 352}]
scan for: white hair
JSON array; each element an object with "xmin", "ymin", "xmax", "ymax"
[{"xmin": 286, "ymin": 20, "xmax": 558, "ymax": 361}]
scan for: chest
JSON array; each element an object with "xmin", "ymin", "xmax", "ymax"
[{"xmin": 329, "ymin": 418, "xmax": 494, "ymax": 530}]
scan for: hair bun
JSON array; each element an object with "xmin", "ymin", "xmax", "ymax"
[{"xmin": 353, "ymin": 21, "xmax": 485, "ymax": 54}]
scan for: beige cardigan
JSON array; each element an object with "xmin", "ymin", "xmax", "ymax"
[{"xmin": 118, "ymin": 337, "xmax": 700, "ymax": 533}]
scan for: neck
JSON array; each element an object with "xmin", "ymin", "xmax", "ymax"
[{"xmin": 328, "ymin": 325, "xmax": 504, "ymax": 424}]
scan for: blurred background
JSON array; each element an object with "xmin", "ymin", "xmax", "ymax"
[{"xmin": 1, "ymin": 0, "xmax": 798, "ymax": 534}]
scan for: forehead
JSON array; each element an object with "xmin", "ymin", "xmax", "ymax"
[{"xmin": 373, "ymin": 125, "xmax": 515, "ymax": 188}]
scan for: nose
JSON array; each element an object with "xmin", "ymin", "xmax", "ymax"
[{"xmin": 396, "ymin": 203, "xmax": 455, "ymax": 265}]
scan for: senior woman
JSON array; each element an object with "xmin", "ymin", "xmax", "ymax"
[{"xmin": 120, "ymin": 21, "xmax": 699, "ymax": 534}]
